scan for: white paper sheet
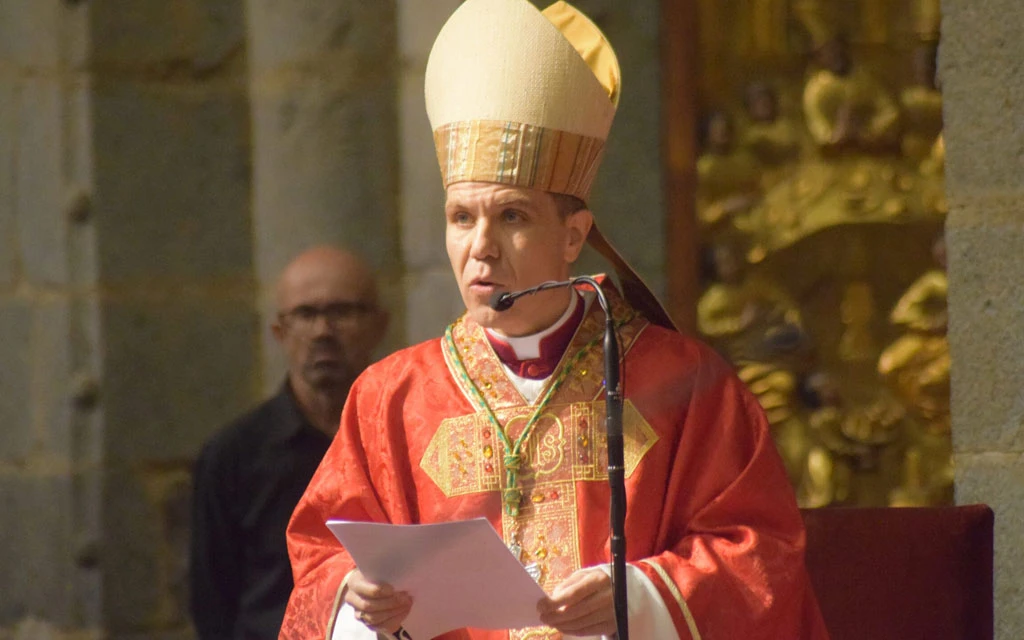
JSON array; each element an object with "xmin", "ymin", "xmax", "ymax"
[{"xmin": 326, "ymin": 518, "xmax": 547, "ymax": 638}]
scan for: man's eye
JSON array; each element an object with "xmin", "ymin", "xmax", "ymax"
[
  {"xmin": 450, "ymin": 211, "xmax": 472, "ymax": 225},
  {"xmin": 293, "ymin": 306, "xmax": 318, "ymax": 320},
  {"xmin": 502, "ymin": 209, "xmax": 524, "ymax": 223}
]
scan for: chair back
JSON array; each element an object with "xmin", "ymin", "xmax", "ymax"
[{"xmin": 801, "ymin": 504, "xmax": 994, "ymax": 640}]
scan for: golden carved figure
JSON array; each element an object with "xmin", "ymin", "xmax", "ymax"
[
  {"xmin": 889, "ymin": 439, "xmax": 954, "ymax": 507},
  {"xmin": 741, "ymin": 81, "xmax": 802, "ymax": 181},
  {"xmin": 859, "ymin": 0, "xmax": 889, "ymax": 44},
  {"xmin": 797, "ymin": 371, "xmax": 906, "ymax": 507},
  {"xmin": 838, "ymin": 281, "xmax": 879, "ymax": 362},
  {"xmin": 740, "ymin": 362, "xmax": 808, "ymax": 484},
  {"xmin": 878, "ymin": 238, "xmax": 950, "ymax": 435},
  {"xmin": 803, "ymin": 37, "xmax": 900, "ymax": 152},
  {"xmin": 900, "ymin": 44, "xmax": 943, "ymax": 162},
  {"xmin": 694, "ymin": 0, "xmax": 952, "ymax": 508},
  {"xmin": 738, "ymin": 0, "xmax": 792, "ymax": 56},
  {"xmin": 697, "ymin": 111, "xmax": 763, "ymax": 233},
  {"xmin": 742, "ymin": 38, "xmax": 913, "ymax": 253},
  {"xmin": 698, "ymin": 242, "xmax": 810, "ymax": 482},
  {"xmin": 698, "ymin": 241, "xmax": 804, "ymax": 364}
]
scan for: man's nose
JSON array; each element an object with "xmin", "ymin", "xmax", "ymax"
[
  {"xmin": 310, "ymin": 312, "xmax": 335, "ymax": 335},
  {"xmin": 469, "ymin": 219, "xmax": 499, "ymax": 259}
]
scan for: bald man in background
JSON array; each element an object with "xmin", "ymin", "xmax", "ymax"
[{"xmin": 190, "ymin": 247, "xmax": 389, "ymax": 640}]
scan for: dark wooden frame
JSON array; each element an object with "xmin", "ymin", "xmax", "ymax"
[{"xmin": 660, "ymin": 0, "xmax": 700, "ymax": 334}]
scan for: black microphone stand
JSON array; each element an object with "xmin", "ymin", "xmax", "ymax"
[
  {"xmin": 492, "ymin": 277, "xmax": 628, "ymax": 639},
  {"xmin": 573, "ymin": 276, "xmax": 628, "ymax": 640}
]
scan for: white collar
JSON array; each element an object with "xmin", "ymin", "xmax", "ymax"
[{"xmin": 485, "ymin": 291, "xmax": 580, "ymax": 360}]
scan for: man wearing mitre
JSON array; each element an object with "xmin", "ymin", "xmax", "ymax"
[{"xmin": 281, "ymin": 1, "xmax": 829, "ymax": 638}]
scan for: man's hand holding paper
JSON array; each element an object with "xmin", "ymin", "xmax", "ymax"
[{"xmin": 343, "ymin": 570, "xmax": 413, "ymax": 635}]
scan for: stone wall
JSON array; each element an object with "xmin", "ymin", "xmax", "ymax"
[
  {"xmin": 396, "ymin": 0, "xmax": 465, "ymax": 345},
  {"xmin": 0, "ymin": 0, "xmax": 103, "ymax": 636},
  {"xmin": 90, "ymin": 0, "xmax": 258, "ymax": 637},
  {"xmin": 0, "ymin": 0, "xmax": 259, "ymax": 637},
  {"xmin": 942, "ymin": 0, "xmax": 1024, "ymax": 637}
]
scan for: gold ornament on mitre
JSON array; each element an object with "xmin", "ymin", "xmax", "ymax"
[{"xmin": 425, "ymin": 0, "xmax": 676, "ymax": 330}]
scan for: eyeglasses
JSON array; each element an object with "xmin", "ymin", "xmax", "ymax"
[{"xmin": 278, "ymin": 301, "xmax": 377, "ymax": 331}]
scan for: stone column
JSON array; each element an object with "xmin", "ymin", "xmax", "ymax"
[
  {"xmin": 246, "ymin": 0, "xmax": 402, "ymax": 386},
  {"xmin": 0, "ymin": 0, "xmax": 101, "ymax": 635},
  {"xmin": 942, "ymin": 0, "xmax": 1024, "ymax": 637},
  {"xmin": 396, "ymin": 0, "xmax": 464, "ymax": 345},
  {"xmin": 89, "ymin": 1, "xmax": 257, "ymax": 637}
]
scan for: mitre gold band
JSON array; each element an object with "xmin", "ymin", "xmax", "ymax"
[{"xmin": 433, "ymin": 120, "xmax": 606, "ymax": 202}]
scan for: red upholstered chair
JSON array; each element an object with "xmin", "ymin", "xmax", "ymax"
[{"xmin": 801, "ymin": 505, "xmax": 994, "ymax": 640}]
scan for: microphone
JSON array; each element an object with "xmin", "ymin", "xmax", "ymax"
[
  {"xmin": 487, "ymin": 278, "xmax": 576, "ymax": 312},
  {"xmin": 488, "ymin": 290, "xmax": 515, "ymax": 312}
]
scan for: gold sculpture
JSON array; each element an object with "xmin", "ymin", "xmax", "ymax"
[
  {"xmin": 694, "ymin": 0, "xmax": 951, "ymax": 508},
  {"xmin": 740, "ymin": 37, "xmax": 920, "ymax": 256},
  {"xmin": 802, "ymin": 37, "xmax": 899, "ymax": 152},
  {"xmin": 697, "ymin": 241, "xmax": 804, "ymax": 364},
  {"xmin": 698, "ymin": 241, "xmax": 812, "ymax": 483},
  {"xmin": 741, "ymin": 81, "xmax": 802, "ymax": 184},
  {"xmin": 838, "ymin": 282, "xmax": 879, "ymax": 362},
  {"xmin": 878, "ymin": 236, "xmax": 950, "ymax": 435},
  {"xmin": 798, "ymin": 372, "xmax": 904, "ymax": 507},
  {"xmin": 859, "ymin": 0, "xmax": 889, "ymax": 44},
  {"xmin": 738, "ymin": 0, "xmax": 792, "ymax": 56},
  {"xmin": 696, "ymin": 111, "xmax": 763, "ymax": 234},
  {"xmin": 900, "ymin": 44, "xmax": 943, "ymax": 162}
]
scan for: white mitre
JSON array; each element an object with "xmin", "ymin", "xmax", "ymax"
[{"xmin": 425, "ymin": 0, "xmax": 619, "ymax": 202}]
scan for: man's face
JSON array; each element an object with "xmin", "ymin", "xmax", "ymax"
[
  {"xmin": 445, "ymin": 182, "xmax": 592, "ymax": 337},
  {"xmin": 272, "ymin": 258, "xmax": 385, "ymax": 396}
]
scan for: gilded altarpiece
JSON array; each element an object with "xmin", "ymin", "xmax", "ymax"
[{"xmin": 691, "ymin": 0, "xmax": 949, "ymax": 507}]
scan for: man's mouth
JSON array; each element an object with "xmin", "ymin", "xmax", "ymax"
[{"xmin": 469, "ymin": 278, "xmax": 503, "ymax": 293}]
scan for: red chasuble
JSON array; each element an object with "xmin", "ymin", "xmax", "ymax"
[{"xmin": 281, "ymin": 282, "xmax": 829, "ymax": 640}]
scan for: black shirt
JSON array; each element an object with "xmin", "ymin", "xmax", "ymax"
[{"xmin": 190, "ymin": 383, "xmax": 333, "ymax": 640}]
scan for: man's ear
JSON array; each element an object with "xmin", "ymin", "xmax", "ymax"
[{"xmin": 564, "ymin": 208, "xmax": 594, "ymax": 264}]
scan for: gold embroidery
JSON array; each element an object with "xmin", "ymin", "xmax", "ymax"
[
  {"xmin": 420, "ymin": 400, "xmax": 658, "ymax": 497},
  {"xmin": 433, "ymin": 120, "xmax": 607, "ymax": 203},
  {"xmin": 521, "ymin": 413, "xmax": 566, "ymax": 478},
  {"xmin": 640, "ymin": 559, "xmax": 703, "ymax": 640}
]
